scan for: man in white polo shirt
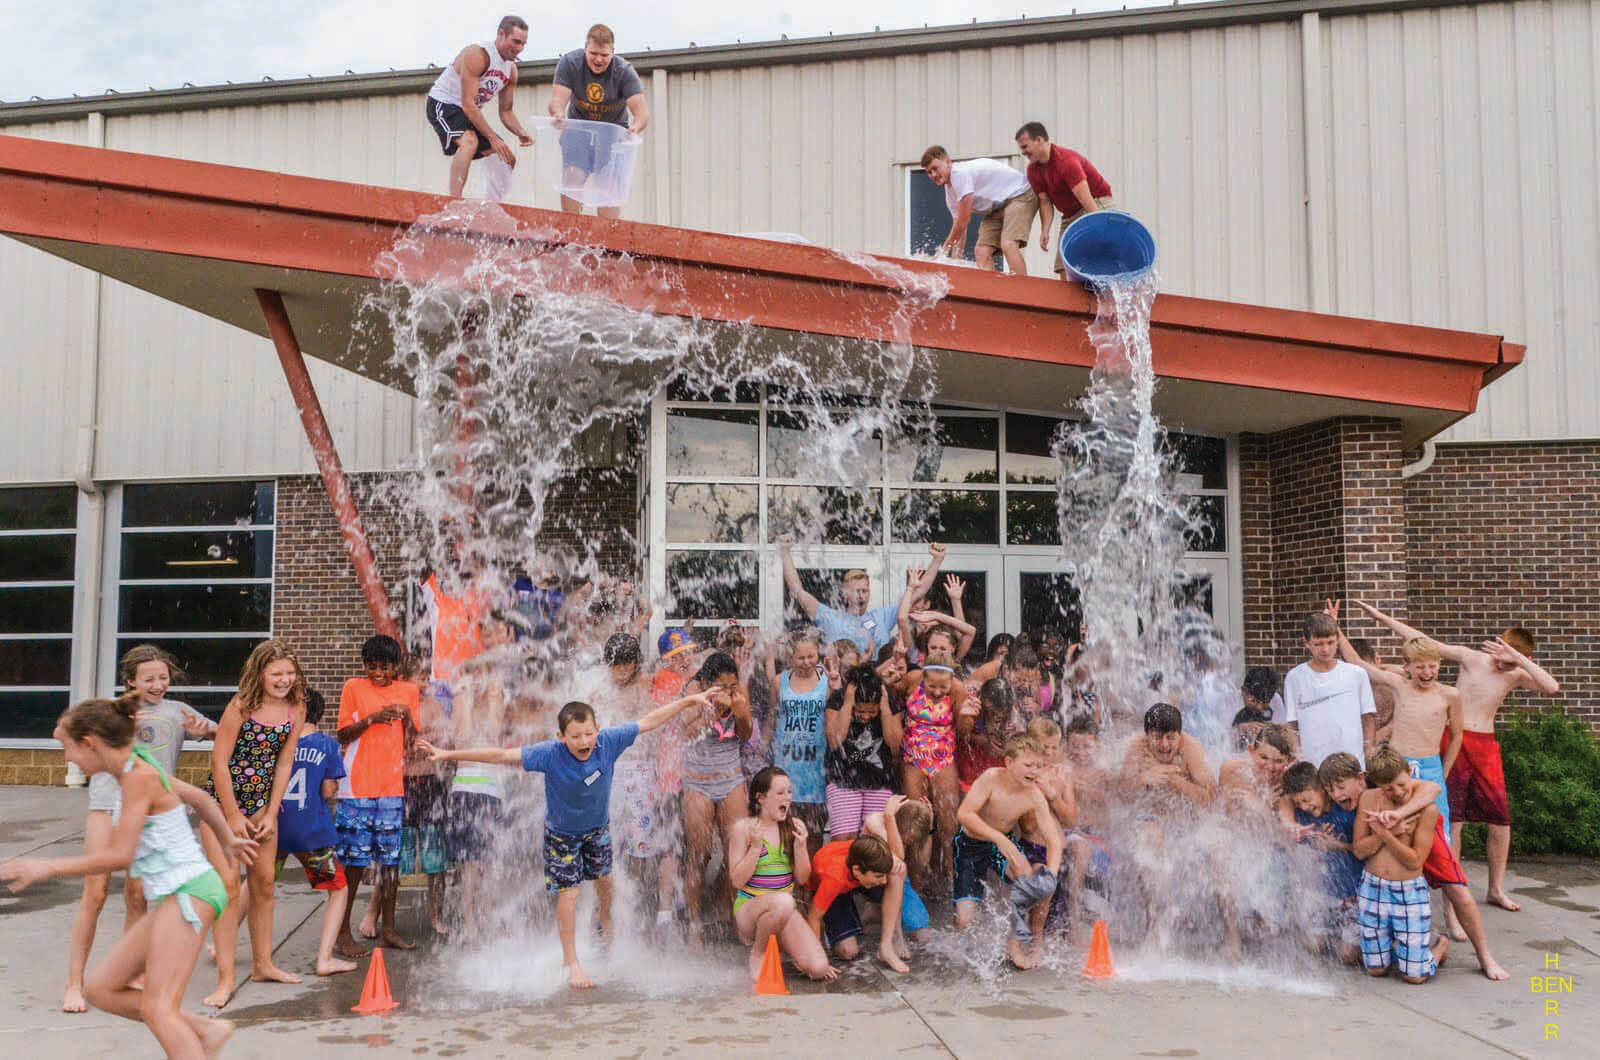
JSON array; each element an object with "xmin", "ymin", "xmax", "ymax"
[{"xmin": 920, "ymin": 146, "xmax": 1039, "ymax": 276}]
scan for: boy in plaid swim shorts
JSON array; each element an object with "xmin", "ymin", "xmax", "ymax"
[{"xmin": 1352, "ymin": 746, "xmax": 1449, "ymax": 983}]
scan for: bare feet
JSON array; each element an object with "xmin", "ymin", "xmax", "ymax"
[
  {"xmin": 202, "ymin": 978, "xmax": 235, "ymax": 1009},
  {"xmin": 378, "ymin": 930, "xmax": 415, "ymax": 951},
  {"xmin": 430, "ymin": 917, "xmax": 450, "ymax": 936},
  {"xmin": 316, "ymin": 956, "xmax": 360, "ymax": 976},
  {"xmin": 1431, "ymin": 934, "xmax": 1451, "ymax": 971},
  {"xmin": 1480, "ymin": 955, "xmax": 1510, "ymax": 981},
  {"xmin": 333, "ymin": 933, "xmax": 370, "ymax": 960},
  {"xmin": 566, "ymin": 961, "xmax": 596, "ymax": 989},
  {"xmin": 195, "ymin": 1017, "xmax": 235, "ymax": 1060},
  {"xmin": 1007, "ymin": 936, "xmax": 1039, "ymax": 970},
  {"xmin": 358, "ymin": 908, "xmax": 378, "ymax": 940},
  {"xmin": 685, "ymin": 923, "xmax": 705, "ymax": 952},
  {"xmin": 250, "ymin": 964, "xmax": 304, "ymax": 985},
  {"xmin": 61, "ymin": 985, "xmax": 87, "ymax": 1013},
  {"xmin": 809, "ymin": 963, "xmax": 842, "ymax": 982},
  {"xmin": 748, "ymin": 948, "xmax": 765, "ymax": 983},
  {"xmin": 1486, "ymin": 891, "xmax": 1522, "ymax": 912},
  {"xmin": 877, "ymin": 946, "xmax": 910, "ymax": 974}
]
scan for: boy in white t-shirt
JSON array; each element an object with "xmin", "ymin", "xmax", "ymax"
[
  {"xmin": 920, "ymin": 146, "xmax": 1039, "ymax": 276},
  {"xmin": 1284, "ymin": 611, "xmax": 1377, "ymax": 767}
]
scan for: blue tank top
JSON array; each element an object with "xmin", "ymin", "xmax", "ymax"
[{"xmin": 775, "ymin": 670, "xmax": 828, "ymax": 804}]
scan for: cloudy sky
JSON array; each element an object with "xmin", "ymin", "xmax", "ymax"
[{"xmin": 0, "ymin": 1, "xmax": 1178, "ymax": 102}]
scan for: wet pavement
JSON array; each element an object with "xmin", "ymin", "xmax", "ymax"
[{"xmin": 1, "ymin": 785, "xmax": 1594, "ymax": 1057}]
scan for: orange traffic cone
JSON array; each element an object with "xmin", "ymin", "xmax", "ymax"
[
  {"xmin": 1082, "ymin": 919, "xmax": 1115, "ymax": 980},
  {"xmin": 352, "ymin": 948, "xmax": 399, "ymax": 1014},
  {"xmin": 754, "ymin": 935, "xmax": 790, "ymax": 996}
]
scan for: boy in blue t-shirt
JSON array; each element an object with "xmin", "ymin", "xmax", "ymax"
[
  {"xmin": 276, "ymin": 688, "xmax": 360, "ymax": 977},
  {"xmin": 421, "ymin": 688, "xmax": 717, "ymax": 989},
  {"xmin": 1278, "ymin": 760, "xmax": 1362, "ymax": 965}
]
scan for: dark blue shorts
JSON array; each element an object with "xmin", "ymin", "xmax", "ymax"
[
  {"xmin": 544, "ymin": 824, "xmax": 613, "ymax": 892},
  {"xmin": 953, "ymin": 830, "xmax": 1008, "ymax": 904},
  {"xmin": 335, "ymin": 796, "xmax": 403, "ymax": 869},
  {"xmin": 821, "ymin": 883, "xmax": 931, "ymax": 945}
]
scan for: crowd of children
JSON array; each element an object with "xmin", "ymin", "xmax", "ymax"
[{"xmin": 1, "ymin": 555, "xmax": 1561, "ymax": 1057}]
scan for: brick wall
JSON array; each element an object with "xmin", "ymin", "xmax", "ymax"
[{"xmin": 1404, "ymin": 441, "xmax": 1597, "ymax": 728}]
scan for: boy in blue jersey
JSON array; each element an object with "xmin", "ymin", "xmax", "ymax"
[
  {"xmin": 276, "ymin": 689, "xmax": 359, "ymax": 977},
  {"xmin": 422, "ymin": 688, "xmax": 718, "ymax": 989},
  {"xmin": 1278, "ymin": 760, "xmax": 1362, "ymax": 965}
]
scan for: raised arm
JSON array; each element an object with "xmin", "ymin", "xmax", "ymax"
[
  {"xmin": 417, "ymin": 739, "xmax": 521, "ymax": 767},
  {"xmin": 1483, "ymin": 637, "xmax": 1561, "ymax": 695},
  {"xmin": 1353, "ymin": 600, "xmax": 1471, "ymax": 663},
  {"xmin": 825, "ymin": 684, "xmax": 854, "ymax": 749},
  {"xmin": 1337, "ymin": 629, "xmax": 1404, "ymax": 690},
  {"xmin": 904, "ymin": 543, "xmax": 947, "ymax": 603},
  {"xmin": 637, "ymin": 690, "xmax": 717, "ymax": 735},
  {"xmin": 778, "ymin": 538, "xmax": 821, "ymax": 619}
]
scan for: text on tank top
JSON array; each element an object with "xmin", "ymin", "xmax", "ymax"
[{"xmin": 428, "ymin": 42, "xmax": 515, "ymax": 107}]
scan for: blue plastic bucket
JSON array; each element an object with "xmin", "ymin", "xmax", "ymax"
[{"xmin": 1058, "ymin": 210, "xmax": 1157, "ymax": 287}]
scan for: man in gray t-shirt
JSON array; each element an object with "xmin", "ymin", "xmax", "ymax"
[{"xmin": 547, "ymin": 23, "xmax": 650, "ymax": 218}]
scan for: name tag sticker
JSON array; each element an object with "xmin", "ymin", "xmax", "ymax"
[{"xmin": 584, "ymin": 770, "xmax": 602, "ymax": 786}]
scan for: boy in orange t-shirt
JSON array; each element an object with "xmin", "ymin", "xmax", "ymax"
[
  {"xmin": 333, "ymin": 635, "xmax": 420, "ymax": 958},
  {"xmin": 804, "ymin": 833, "xmax": 909, "ymax": 973}
]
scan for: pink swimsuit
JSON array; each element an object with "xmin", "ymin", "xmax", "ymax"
[{"xmin": 902, "ymin": 684, "xmax": 956, "ymax": 776}]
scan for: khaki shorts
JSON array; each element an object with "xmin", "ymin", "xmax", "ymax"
[
  {"xmin": 976, "ymin": 188, "xmax": 1040, "ymax": 250},
  {"xmin": 1052, "ymin": 196, "xmax": 1118, "ymax": 273}
]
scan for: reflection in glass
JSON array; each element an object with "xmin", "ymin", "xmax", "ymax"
[
  {"xmin": 1006, "ymin": 492, "xmax": 1060, "ymax": 546},
  {"xmin": 124, "ymin": 481, "xmax": 275, "ymax": 528},
  {"xmin": 120, "ymin": 531, "xmax": 274, "ymax": 580},
  {"xmin": 666, "ymin": 550, "xmax": 758, "ymax": 620},
  {"xmin": 0, "ymin": 690, "xmax": 72, "ymax": 739},
  {"xmin": 666, "ymin": 408, "xmax": 758, "ymax": 477},
  {"xmin": 767, "ymin": 410, "xmax": 882, "ymax": 480},
  {"xmin": 0, "ymin": 586, "xmax": 73, "ymax": 633},
  {"xmin": 666, "ymin": 378, "xmax": 761, "ymax": 403},
  {"xmin": 892, "ymin": 490, "xmax": 998, "ymax": 545},
  {"xmin": 1017, "ymin": 573, "xmax": 1082, "ymax": 640},
  {"xmin": 0, "ymin": 534, "xmax": 75, "ymax": 581},
  {"xmin": 1006, "ymin": 413, "xmax": 1067, "ymax": 484},
  {"xmin": 1169, "ymin": 433, "xmax": 1227, "ymax": 490},
  {"xmin": 118, "ymin": 585, "xmax": 272, "ymax": 634},
  {"xmin": 665, "ymin": 484, "xmax": 758, "ymax": 543},
  {"xmin": 0, "ymin": 485, "xmax": 75, "ymax": 530},
  {"xmin": 1174, "ymin": 572, "xmax": 1215, "ymax": 616},
  {"xmin": 0, "ymin": 639, "xmax": 71, "ymax": 685},
  {"xmin": 115, "ymin": 637, "xmax": 260, "ymax": 689},
  {"xmin": 887, "ymin": 416, "xmax": 998, "ymax": 484},
  {"xmin": 1184, "ymin": 495, "xmax": 1227, "ymax": 553},
  {"xmin": 768, "ymin": 486, "xmax": 881, "ymax": 546}
]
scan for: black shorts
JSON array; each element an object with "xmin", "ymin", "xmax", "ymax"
[
  {"xmin": 447, "ymin": 791, "xmax": 505, "ymax": 865},
  {"xmin": 427, "ymin": 98, "xmax": 493, "ymax": 159}
]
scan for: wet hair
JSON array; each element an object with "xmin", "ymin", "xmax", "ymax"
[
  {"xmin": 985, "ymin": 633, "xmax": 1015, "ymax": 660},
  {"xmin": 1004, "ymin": 645, "xmax": 1041, "ymax": 673},
  {"xmin": 1501, "ymin": 627, "xmax": 1535, "ymax": 656},
  {"xmin": 499, "ymin": 15, "xmax": 529, "ymax": 35},
  {"xmin": 119, "ymin": 644, "xmax": 186, "ymax": 688},
  {"xmin": 718, "ymin": 627, "xmax": 746, "ymax": 651},
  {"xmin": 1401, "ymin": 637, "xmax": 1442, "ymax": 664},
  {"xmin": 920, "ymin": 649, "xmax": 957, "ymax": 674},
  {"xmin": 303, "ymin": 687, "xmax": 327, "ymax": 728},
  {"xmin": 846, "ymin": 664, "xmax": 884, "ymax": 706},
  {"xmin": 1255, "ymin": 724, "xmax": 1294, "ymax": 758},
  {"xmin": 894, "ymin": 799, "xmax": 933, "ymax": 848},
  {"xmin": 842, "ymin": 568, "xmax": 870, "ymax": 586},
  {"xmin": 919, "ymin": 145, "xmax": 950, "ymax": 168},
  {"xmin": 1015, "ymin": 121, "xmax": 1050, "ymax": 142},
  {"xmin": 235, "ymin": 639, "xmax": 306, "ymax": 717},
  {"xmin": 694, "ymin": 651, "xmax": 739, "ymax": 685},
  {"xmin": 1004, "ymin": 731, "xmax": 1044, "ymax": 760},
  {"xmin": 832, "ymin": 639, "xmax": 862, "ymax": 662},
  {"xmin": 1365, "ymin": 744, "xmax": 1408, "ymax": 785},
  {"xmin": 1281, "ymin": 761, "xmax": 1321, "ymax": 797},
  {"xmin": 1316, "ymin": 751, "xmax": 1364, "ymax": 788},
  {"xmin": 919, "ymin": 624, "xmax": 959, "ymax": 655},
  {"xmin": 1303, "ymin": 613, "xmax": 1339, "ymax": 640},
  {"xmin": 788, "ymin": 630, "xmax": 822, "ymax": 656},
  {"xmin": 586, "ymin": 22, "xmax": 614, "ymax": 47},
  {"xmin": 1143, "ymin": 702, "xmax": 1183, "ymax": 735},
  {"xmin": 361, "ymin": 634, "xmax": 404, "ymax": 667},
  {"xmin": 58, "ymin": 695, "xmax": 140, "ymax": 748},
  {"xmin": 875, "ymin": 641, "xmax": 902, "ymax": 666},
  {"xmin": 748, "ymin": 766, "xmax": 796, "ymax": 859},
  {"xmin": 1026, "ymin": 717, "xmax": 1061, "ymax": 741},
  {"xmin": 1241, "ymin": 666, "xmax": 1280, "ymax": 703},
  {"xmin": 846, "ymin": 835, "xmax": 893, "ymax": 877},
  {"xmin": 979, "ymin": 677, "xmax": 1014, "ymax": 717},
  {"xmin": 557, "ymin": 701, "xmax": 597, "ymax": 733},
  {"xmin": 1065, "ymin": 714, "xmax": 1099, "ymax": 737},
  {"xmin": 604, "ymin": 633, "xmax": 642, "ymax": 667},
  {"xmin": 1347, "ymin": 637, "xmax": 1378, "ymax": 664}
]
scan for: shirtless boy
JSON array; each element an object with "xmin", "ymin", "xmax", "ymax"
[
  {"xmin": 1353, "ymin": 601, "xmax": 1559, "ymax": 915},
  {"xmin": 1351, "ymin": 747, "xmax": 1450, "ymax": 984},
  {"xmin": 1121, "ymin": 702, "xmax": 1216, "ymax": 807},
  {"xmin": 954, "ymin": 733, "xmax": 1063, "ymax": 968}
]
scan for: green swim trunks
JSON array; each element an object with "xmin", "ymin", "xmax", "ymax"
[{"xmin": 167, "ymin": 868, "xmax": 228, "ymax": 933}]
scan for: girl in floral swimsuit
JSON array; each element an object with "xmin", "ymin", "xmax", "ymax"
[{"xmin": 894, "ymin": 649, "xmax": 968, "ymax": 890}]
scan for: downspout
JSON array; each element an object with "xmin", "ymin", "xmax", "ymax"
[
  {"xmin": 66, "ymin": 111, "xmax": 105, "ymax": 786},
  {"xmin": 1400, "ymin": 441, "xmax": 1437, "ymax": 480}
]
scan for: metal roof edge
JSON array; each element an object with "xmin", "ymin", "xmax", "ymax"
[{"xmin": 0, "ymin": 0, "xmax": 1481, "ymax": 124}]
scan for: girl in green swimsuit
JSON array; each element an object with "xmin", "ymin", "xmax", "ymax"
[
  {"xmin": 730, "ymin": 766, "xmax": 839, "ymax": 984},
  {"xmin": 2, "ymin": 696, "xmax": 259, "ymax": 1060}
]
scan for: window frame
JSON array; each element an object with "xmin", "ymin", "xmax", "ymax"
[{"xmin": 0, "ymin": 485, "xmax": 79, "ymax": 743}]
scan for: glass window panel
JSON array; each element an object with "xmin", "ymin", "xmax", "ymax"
[
  {"xmin": 665, "ymin": 550, "xmax": 758, "ymax": 620},
  {"xmin": 1169, "ymin": 434, "xmax": 1227, "ymax": 491},
  {"xmin": 116, "ymin": 637, "xmax": 260, "ymax": 689},
  {"xmin": 1175, "ymin": 572, "xmax": 1214, "ymax": 617},
  {"xmin": 123, "ymin": 481, "xmax": 275, "ymax": 528},
  {"xmin": 891, "ymin": 490, "xmax": 999, "ymax": 545},
  {"xmin": 665, "ymin": 409, "xmax": 758, "ymax": 478},
  {"xmin": 120, "ymin": 530, "xmax": 273, "ymax": 580},
  {"xmin": 1006, "ymin": 492, "xmax": 1061, "ymax": 546},
  {"xmin": 1184, "ymin": 495, "xmax": 1227, "ymax": 553},
  {"xmin": 0, "ymin": 586, "xmax": 73, "ymax": 633},
  {"xmin": 916, "ymin": 569, "xmax": 988, "ymax": 667},
  {"xmin": 766, "ymin": 410, "xmax": 883, "ymax": 480},
  {"xmin": 1006, "ymin": 413, "xmax": 1067, "ymax": 484},
  {"xmin": 161, "ymin": 689, "xmax": 238, "ymax": 720},
  {"xmin": 888, "ymin": 416, "xmax": 999, "ymax": 484},
  {"xmin": 665, "ymin": 377, "xmax": 762, "ymax": 403},
  {"xmin": 0, "ymin": 485, "xmax": 76, "ymax": 531},
  {"xmin": 907, "ymin": 168, "xmax": 991, "ymax": 265},
  {"xmin": 0, "ymin": 639, "xmax": 71, "ymax": 685},
  {"xmin": 1016, "ymin": 573, "xmax": 1083, "ymax": 642},
  {"xmin": 118, "ymin": 585, "xmax": 272, "ymax": 634},
  {"xmin": 767, "ymin": 486, "xmax": 882, "ymax": 546},
  {"xmin": 665, "ymin": 484, "xmax": 758, "ymax": 544},
  {"xmin": 0, "ymin": 689, "xmax": 72, "ymax": 739},
  {"xmin": 0, "ymin": 533, "xmax": 75, "ymax": 581}
]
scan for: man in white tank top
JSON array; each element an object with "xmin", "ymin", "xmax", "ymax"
[{"xmin": 426, "ymin": 15, "xmax": 535, "ymax": 198}]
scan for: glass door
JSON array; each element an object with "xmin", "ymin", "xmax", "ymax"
[{"xmin": 890, "ymin": 551, "xmax": 1003, "ymax": 666}]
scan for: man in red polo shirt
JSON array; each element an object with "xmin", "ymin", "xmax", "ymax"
[{"xmin": 1015, "ymin": 122, "xmax": 1115, "ymax": 279}]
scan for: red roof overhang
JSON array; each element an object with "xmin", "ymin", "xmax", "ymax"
[{"xmin": 0, "ymin": 134, "xmax": 1521, "ymax": 446}]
